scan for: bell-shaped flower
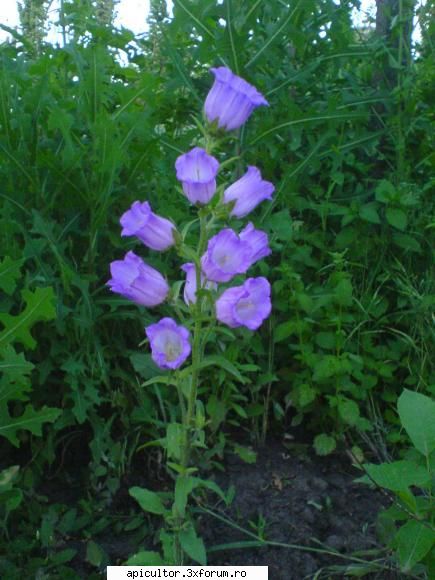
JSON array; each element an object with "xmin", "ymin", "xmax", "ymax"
[
  {"xmin": 145, "ymin": 317, "xmax": 191, "ymax": 370},
  {"xmin": 175, "ymin": 147, "xmax": 219, "ymax": 205},
  {"xmin": 120, "ymin": 201, "xmax": 176, "ymax": 251},
  {"xmin": 181, "ymin": 263, "xmax": 217, "ymax": 305},
  {"xmin": 204, "ymin": 66, "xmax": 268, "ymax": 131},
  {"xmin": 107, "ymin": 251, "xmax": 169, "ymax": 307},
  {"xmin": 201, "ymin": 228, "xmax": 252, "ymax": 283},
  {"xmin": 239, "ymin": 223, "xmax": 271, "ymax": 267},
  {"xmin": 216, "ymin": 277, "xmax": 272, "ymax": 330},
  {"xmin": 224, "ymin": 166, "xmax": 274, "ymax": 218}
]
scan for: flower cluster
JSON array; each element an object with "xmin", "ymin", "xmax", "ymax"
[{"xmin": 108, "ymin": 66, "xmax": 274, "ymax": 370}]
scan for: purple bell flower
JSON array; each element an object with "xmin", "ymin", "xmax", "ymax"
[
  {"xmin": 120, "ymin": 201, "xmax": 176, "ymax": 251},
  {"xmin": 145, "ymin": 317, "xmax": 191, "ymax": 370},
  {"xmin": 181, "ymin": 263, "xmax": 217, "ymax": 305},
  {"xmin": 239, "ymin": 223, "xmax": 271, "ymax": 267},
  {"xmin": 224, "ymin": 166, "xmax": 274, "ymax": 218},
  {"xmin": 107, "ymin": 251, "xmax": 169, "ymax": 307},
  {"xmin": 216, "ymin": 277, "xmax": 272, "ymax": 330},
  {"xmin": 204, "ymin": 67, "xmax": 269, "ymax": 131},
  {"xmin": 175, "ymin": 147, "xmax": 219, "ymax": 205},
  {"xmin": 201, "ymin": 228, "xmax": 252, "ymax": 283}
]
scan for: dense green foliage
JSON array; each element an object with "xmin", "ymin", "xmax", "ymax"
[{"xmin": 0, "ymin": 0, "xmax": 434, "ymax": 576}]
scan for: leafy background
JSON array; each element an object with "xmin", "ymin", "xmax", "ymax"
[{"xmin": 0, "ymin": 0, "xmax": 433, "ymax": 576}]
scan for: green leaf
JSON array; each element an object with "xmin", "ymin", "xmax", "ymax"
[
  {"xmin": 394, "ymin": 520, "xmax": 435, "ymax": 572},
  {"xmin": 179, "ymin": 523, "xmax": 207, "ymax": 565},
  {"xmin": 0, "ymin": 257, "xmax": 23, "ymax": 295},
  {"xmin": 233, "ymin": 444, "xmax": 257, "ymax": 464},
  {"xmin": 0, "ymin": 287, "xmax": 56, "ymax": 349},
  {"xmin": 86, "ymin": 541, "xmax": 105, "ymax": 567},
  {"xmin": 375, "ymin": 179, "xmax": 396, "ymax": 203},
  {"xmin": 298, "ymin": 383, "xmax": 316, "ymax": 407},
  {"xmin": 129, "ymin": 486, "xmax": 167, "ymax": 515},
  {"xmin": 265, "ymin": 209, "xmax": 293, "ymax": 241},
  {"xmin": 315, "ymin": 332, "xmax": 336, "ymax": 350},
  {"xmin": 338, "ymin": 399, "xmax": 360, "ymax": 426},
  {"xmin": 174, "ymin": 475, "xmax": 199, "ymax": 518},
  {"xmin": 184, "ymin": 355, "xmax": 247, "ymax": 384},
  {"xmin": 166, "ymin": 422, "xmax": 184, "ymax": 461},
  {"xmin": 0, "ymin": 405, "xmax": 61, "ymax": 447},
  {"xmin": 314, "ymin": 434, "xmax": 336, "ymax": 456},
  {"xmin": 0, "ymin": 346, "xmax": 34, "ymax": 384},
  {"xmin": 363, "ymin": 460, "xmax": 431, "ymax": 492},
  {"xmin": 274, "ymin": 321, "xmax": 295, "ymax": 343},
  {"xmin": 334, "ymin": 278, "xmax": 353, "ymax": 306},
  {"xmin": 386, "ymin": 207, "xmax": 407, "ymax": 231},
  {"xmin": 393, "ymin": 233, "xmax": 421, "ymax": 252},
  {"xmin": 126, "ymin": 551, "xmax": 163, "ymax": 566},
  {"xmin": 51, "ymin": 548, "xmax": 77, "ymax": 566},
  {"xmin": 398, "ymin": 389, "xmax": 435, "ymax": 456},
  {"xmin": 359, "ymin": 203, "xmax": 381, "ymax": 224}
]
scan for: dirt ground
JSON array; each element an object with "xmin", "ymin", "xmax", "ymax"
[{"xmin": 199, "ymin": 440, "xmax": 392, "ymax": 578}]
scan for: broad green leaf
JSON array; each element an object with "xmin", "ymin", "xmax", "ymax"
[
  {"xmin": 392, "ymin": 233, "xmax": 421, "ymax": 252},
  {"xmin": 274, "ymin": 321, "xmax": 295, "ymax": 343},
  {"xmin": 314, "ymin": 434, "xmax": 336, "ymax": 456},
  {"xmin": 166, "ymin": 422, "xmax": 184, "ymax": 461},
  {"xmin": 0, "ymin": 257, "xmax": 22, "ymax": 295},
  {"xmin": 375, "ymin": 179, "xmax": 396, "ymax": 203},
  {"xmin": 179, "ymin": 523, "xmax": 207, "ymax": 565},
  {"xmin": 86, "ymin": 541, "xmax": 105, "ymax": 567},
  {"xmin": 174, "ymin": 475, "xmax": 199, "ymax": 518},
  {"xmin": 359, "ymin": 203, "xmax": 381, "ymax": 224},
  {"xmin": 334, "ymin": 278, "xmax": 353, "ymax": 306},
  {"xmin": 129, "ymin": 486, "xmax": 167, "ymax": 515},
  {"xmin": 363, "ymin": 460, "xmax": 431, "ymax": 492},
  {"xmin": 126, "ymin": 551, "xmax": 163, "ymax": 566},
  {"xmin": 233, "ymin": 444, "xmax": 257, "ymax": 464},
  {"xmin": 0, "ymin": 287, "xmax": 56, "ymax": 349},
  {"xmin": 338, "ymin": 399, "xmax": 360, "ymax": 426},
  {"xmin": 386, "ymin": 207, "xmax": 407, "ymax": 231},
  {"xmin": 298, "ymin": 383, "xmax": 316, "ymax": 407},
  {"xmin": 394, "ymin": 520, "xmax": 435, "ymax": 572},
  {"xmin": 315, "ymin": 332, "xmax": 336, "ymax": 350},
  {"xmin": 398, "ymin": 389, "xmax": 435, "ymax": 456}
]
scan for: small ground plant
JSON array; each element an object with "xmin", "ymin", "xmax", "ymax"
[{"xmin": 358, "ymin": 389, "xmax": 435, "ymax": 576}]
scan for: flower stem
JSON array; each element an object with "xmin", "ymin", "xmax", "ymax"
[{"xmin": 182, "ymin": 211, "xmax": 208, "ymax": 469}]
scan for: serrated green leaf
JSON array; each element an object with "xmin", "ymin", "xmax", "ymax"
[
  {"xmin": 359, "ymin": 203, "xmax": 381, "ymax": 224},
  {"xmin": 179, "ymin": 523, "xmax": 207, "ymax": 565},
  {"xmin": 363, "ymin": 460, "xmax": 431, "ymax": 492},
  {"xmin": 338, "ymin": 398, "xmax": 360, "ymax": 426},
  {"xmin": 129, "ymin": 486, "xmax": 167, "ymax": 515},
  {"xmin": 386, "ymin": 207, "xmax": 407, "ymax": 231},
  {"xmin": 314, "ymin": 434, "xmax": 336, "ymax": 456},
  {"xmin": 0, "ymin": 287, "xmax": 56, "ymax": 349},
  {"xmin": 166, "ymin": 422, "xmax": 184, "ymax": 461},
  {"xmin": 0, "ymin": 345, "xmax": 34, "ymax": 383},
  {"xmin": 0, "ymin": 257, "xmax": 23, "ymax": 295},
  {"xmin": 0, "ymin": 404, "xmax": 61, "ymax": 447}
]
